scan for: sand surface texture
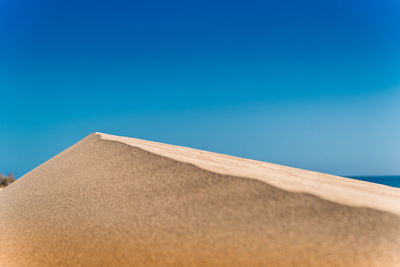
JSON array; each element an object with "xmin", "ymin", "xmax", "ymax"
[{"xmin": 0, "ymin": 133, "xmax": 399, "ymax": 266}]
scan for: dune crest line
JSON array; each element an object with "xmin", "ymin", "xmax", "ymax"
[{"xmin": 97, "ymin": 132, "xmax": 400, "ymax": 215}]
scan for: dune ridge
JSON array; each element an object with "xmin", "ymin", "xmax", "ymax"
[
  {"xmin": 98, "ymin": 132, "xmax": 400, "ymax": 215},
  {"xmin": 0, "ymin": 132, "xmax": 399, "ymax": 266}
]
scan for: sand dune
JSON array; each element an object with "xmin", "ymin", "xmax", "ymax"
[{"xmin": 0, "ymin": 133, "xmax": 399, "ymax": 266}]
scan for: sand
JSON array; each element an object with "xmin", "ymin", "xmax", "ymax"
[{"xmin": 0, "ymin": 133, "xmax": 399, "ymax": 266}]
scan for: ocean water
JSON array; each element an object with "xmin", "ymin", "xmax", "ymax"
[{"xmin": 348, "ymin": 176, "xmax": 400, "ymax": 188}]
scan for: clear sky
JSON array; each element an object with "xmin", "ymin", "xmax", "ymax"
[{"xmin": 1, "ymin": 0, "xmax": 400, "ymax": 178}]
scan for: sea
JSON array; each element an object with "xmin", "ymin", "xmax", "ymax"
[{"xmin": 347, "ymin": 176, "xmax": 400, "ymax": 188}]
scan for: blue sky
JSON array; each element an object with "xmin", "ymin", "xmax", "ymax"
[{"xmin": 1, "ymin": 0, "xmax": 400, "ymax": 177}]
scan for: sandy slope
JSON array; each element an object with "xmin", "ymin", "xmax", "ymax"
[{"xmin": 0, "ymin": 133, "xmax": 399, "ymax": 266}]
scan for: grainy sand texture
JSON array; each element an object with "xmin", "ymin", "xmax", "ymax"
[{"xmin": 0, "ymin": 132, "xmax": 399, "ymax": 266}]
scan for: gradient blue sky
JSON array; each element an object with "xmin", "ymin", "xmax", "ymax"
[{"xmin": 1, "ymin": 0, "xmax": 400, "ymax": 178}]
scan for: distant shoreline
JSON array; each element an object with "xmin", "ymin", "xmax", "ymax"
[{"xmin": 347, "ymin": 176, "xmax": 400, "ymax": 188}]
